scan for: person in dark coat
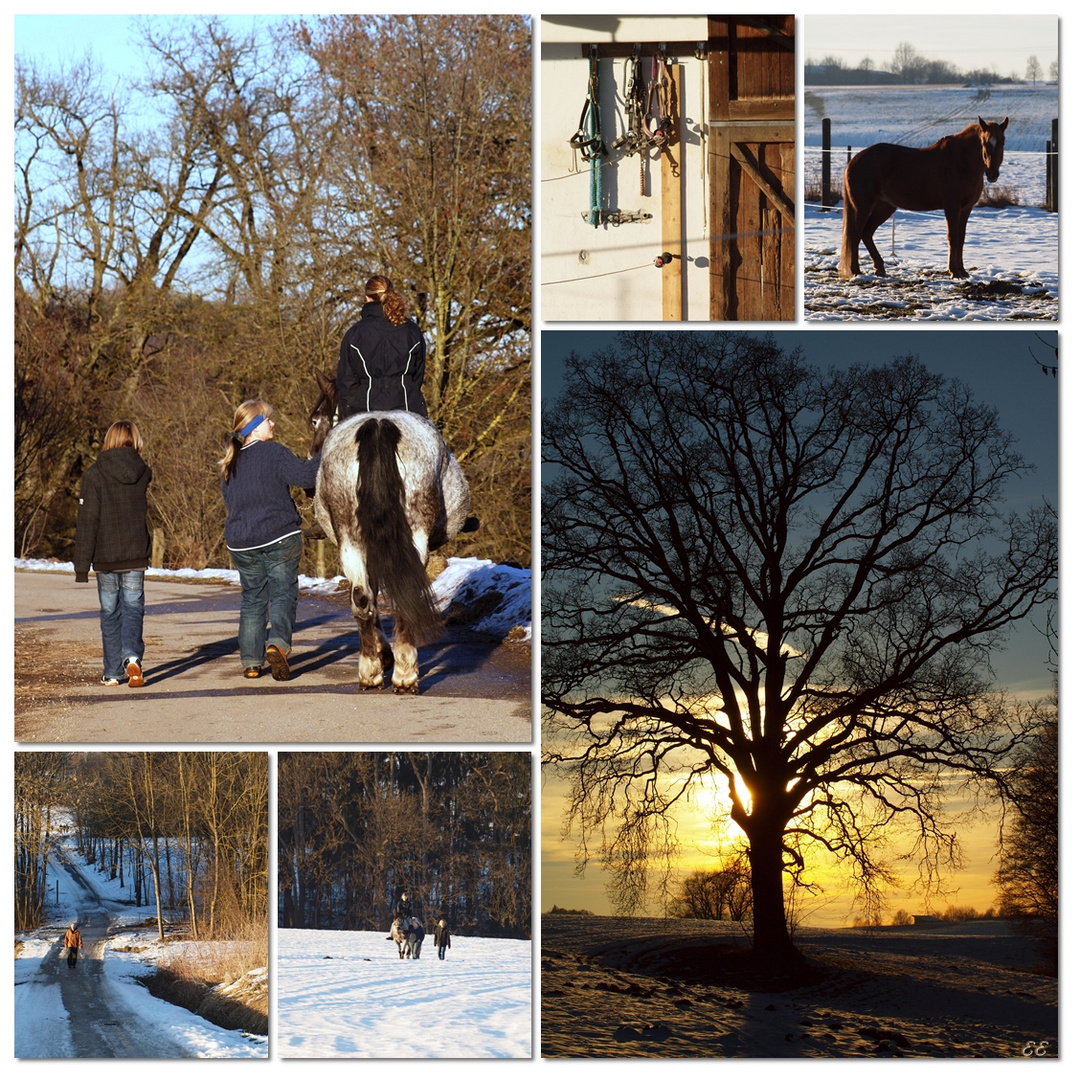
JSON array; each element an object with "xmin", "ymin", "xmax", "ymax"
[
  {"xmin": 337, "ymin": 275, "xmax": 428, "ymax": 419},
  {"xmin": 434, "ymin": 919, "xmax": 451, "ymax": 960},
  {"xmin": 394, "ymin": 892, "xmax": 414, "ymax": 921},
  {"xmin": 64, "ymin": 922, "xmax": 83, "ymax": 968},
  {"xmin": 220, "ymin": 400, "xmax": 320, "ymax": 681},
  {"xmin": 73, "ymin": 420, "xmax": 152, "ymax": 687}
]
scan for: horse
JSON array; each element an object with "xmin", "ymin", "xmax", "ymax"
[
  {"xmin": 308, "ymin": 370, "xmax": 471, "ymax": 693},
  {"xmin": 838, "ymin": 117, "xmax": 1008, "ymax": 280},
  {"xmin": 390, "ymin": 917, "xmax": 425, "ymax": 959}
]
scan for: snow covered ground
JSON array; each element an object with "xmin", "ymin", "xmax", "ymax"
[
  {"xmin": 803, "ymin": 83, "xmax": 1058, "ymax": 320},
  {"xmin": 14, "ymin": 829, "xmax": 267, "ymax": 1059},
  {"xmin": 277, "ymin": 928, "xmax": 532, "ymax": 1058},
  {"xmin": 14, "ymin": 555, "xmax": 533, "ymax": 642},
  {"xmin": 542, "ymin": 914, "xmax": 1057, "ymax": 1058}
]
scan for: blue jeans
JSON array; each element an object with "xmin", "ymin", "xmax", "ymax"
[
  {"xmin": 96, "ymin": 570, "xmax": 145, "ymax": 681},
  {"xmin": 229, "ymin": 533, "xmax": 303, "ymax": 668},
  {"xmin": 438, "ymin": 945, "xmax": 447, "ymax": 960}
]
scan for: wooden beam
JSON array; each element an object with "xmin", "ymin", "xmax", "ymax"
[{"xmin": 662, "ymin": 62, "xmax": 684, "ymax": 321}]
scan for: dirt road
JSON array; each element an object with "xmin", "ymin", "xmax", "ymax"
[{"xmin": 15, "ymin": 569, "xmax": 531, "ymax": 744}]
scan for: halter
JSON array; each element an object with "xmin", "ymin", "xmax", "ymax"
[{"xmin": 569, "ymin": 46, "xmax": 606, "ymax": 228}]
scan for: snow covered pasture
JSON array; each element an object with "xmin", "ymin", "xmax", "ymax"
[
  {"xmin": 803, "ymin": 84, "xmax": 1058, "ymax": 319},
  {"xmin": 276, "ymin": 928, "xmax": 532, "ymax": 1058}
]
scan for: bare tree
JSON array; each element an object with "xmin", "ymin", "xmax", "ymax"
[
  {"xmin": 542, "ymin": 332, "xmax": 1056, "ymax": 967},
  {"xmin": 670, "ymin": 850, "xmax": 753, "ymax": 922},
  {"xmin": 995, "ymin": 701, "xmax": 1057, "ymax": 969}
]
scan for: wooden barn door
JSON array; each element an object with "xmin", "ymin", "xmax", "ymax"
[{"xmin": 707, "ymin": 15, "xmax": 795, "ymax": 321}]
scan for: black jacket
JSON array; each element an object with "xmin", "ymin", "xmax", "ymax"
[
  {"xmin": 73, "ymin": 447, "xmax": 152, "ymax": 581},
  {"xmin": 337, "ymin": 302, "xmax": 428, "ymax": 418},
  {"xmin": 433, "ymin": 925, "xmax": 451, "ymax": 948}
]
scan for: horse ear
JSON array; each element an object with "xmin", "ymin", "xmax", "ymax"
[
  {"xmin": 1001, "ymin": 117, "xmax": 1009, "ymax": 130},
  {"xmin": 315, "ymin": 369, "xmax": 336, "ymax": 396}
]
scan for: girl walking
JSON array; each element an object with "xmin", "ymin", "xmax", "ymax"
[
  {"xmin": 73, "ymin": 420, "xmax": 152, "ymax": 687},
  {"xmin": 220, "ymin": 401, "xmax": 320, "ymax": 681}
]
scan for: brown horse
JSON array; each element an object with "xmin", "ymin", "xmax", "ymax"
[{"xmin": 839, "ymin": 117, "xmax": 1008, "ymax": 279}]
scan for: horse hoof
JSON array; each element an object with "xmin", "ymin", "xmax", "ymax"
[
  {"xmin": 358, "ymin": 682, "xmax": 384, "ymax": 692},
  {"xmin": 393, "ymin": 683, "xmax": 420, "ymax": 695}
]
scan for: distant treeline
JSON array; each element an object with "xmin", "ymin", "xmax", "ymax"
[
  {"xmin": 278, "ymin": 752, "xmax": 531, "ymax": 938},
  {"xmin": 806, "ymin": 41, "xmax": 1054, "ymax": 86},
  {"xmin": 15, "ymin": 15, "xmax": 531, "ymax": 572}
]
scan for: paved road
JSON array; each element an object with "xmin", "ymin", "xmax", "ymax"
[
  {"xmin": 15, "ymin": 569, "xmax": 532, "ymax": 744},
  {"xmin": 28, "ymin": 850, "xmax": 194, "ymax": 1058}
]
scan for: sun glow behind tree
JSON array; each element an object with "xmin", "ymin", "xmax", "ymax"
[{"xmin": 541, "ymin": 331, "xmax": 1056, "ymax": 961}]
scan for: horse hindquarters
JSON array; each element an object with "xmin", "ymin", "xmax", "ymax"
[{"xmin": 354, "ymin": 418, "xmax": 443, "ymax": 693}]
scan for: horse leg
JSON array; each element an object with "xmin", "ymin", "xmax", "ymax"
[
  {"xmin": 945, "ymin": 202, "xmax": 973, "ymax": 278},
  {"xmin": 388, "ymin": 531, "xmax": 430, "ymax": 695},
  {"xmin": 350, "ymin": 582, "xmax": 388, "ymax": 690},
  {"xmin": 860, "ymin": 200, "xmax": 895, "ymax": 276}
]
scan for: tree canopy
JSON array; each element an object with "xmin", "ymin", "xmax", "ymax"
[
  {"xmin": 15, "ymin": 14, "xmax": 531, "ymax": 568},
  {"xmin": 542, "ymin": 331, "xmax": 1056, "ymax": 964}
]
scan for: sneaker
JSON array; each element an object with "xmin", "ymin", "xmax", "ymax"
[
  {"xmin": 243, "ymin": 667, "xmax": 261, "ymax": 679},
  {"xmin": 266, "ymin": 644, "xmax": 290, "ymax": 682},
  {"xmin": 100, "ymin": 676, "xmax": 120, "ymax": 686},
  {"xmin": 125, "ymin": 658, "xmax": 144, "ymax": 688}
]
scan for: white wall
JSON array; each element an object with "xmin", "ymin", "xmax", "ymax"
[{"xmin": 539, "ymin": 16, "xmax": 712, "ymax": 321}]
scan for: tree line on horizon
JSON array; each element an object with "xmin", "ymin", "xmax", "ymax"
[
  {"xmin": 14, "ymin": 751, "xmax": 269, "ymax": 940},
  {"xmin": 15, "ymin": 14, "xmax": 531, "ymax": 573},
  {"xmin": 805, "ymin": 40, "xmax": 1056, "ymax": 86},
  {"xmin": 278, "ymin": 752, "xmax": 531, "ymax": 938}
]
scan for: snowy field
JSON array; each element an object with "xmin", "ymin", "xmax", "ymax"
[
  {"xmin": 277, "ymin": 928, "xmax": 532, "ymax": 1058},
  {"xmin": 14, "ymin": 828, "xmax": 267, "ymax": 1059},
  {"xmin": 803, "ymin": 84, "xmax": 1058, "ymax": 320},
  {"xmin": 14, "ymin": 555, "xmax": 532, "ymax": 641},
  {"xmin": 542, "ymin": 914, "xmax": 1057, "ymax": 1058}
]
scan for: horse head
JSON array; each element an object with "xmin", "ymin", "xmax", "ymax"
[
  {"xmin": 309, "ymin": 369, "xmax": 339, "ymax": 458},
  {"xmin": 977, "ymin": 116, "xmax": 1008, "ymax": 183}
]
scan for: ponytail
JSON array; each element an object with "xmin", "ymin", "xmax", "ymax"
[
  {"xmin": 219, "ymin": 400, "xmax": 272, "ymax": 482},
  {"xmin": 365, "ymin": 274, "xmax": 410, "ymax": 327}
]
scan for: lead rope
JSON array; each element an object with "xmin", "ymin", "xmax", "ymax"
[{"xmin": 569, "ymin": 46, "xmax": 606, "ymax": 227}]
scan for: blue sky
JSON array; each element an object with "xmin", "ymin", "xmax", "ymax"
[
  {"xmin": 14, "ymin": 12, "xmax": 299, "ymax": 79},
  {"xmin": 542, "ymin": 329, "xmax": 1058, "ymax": 697}
]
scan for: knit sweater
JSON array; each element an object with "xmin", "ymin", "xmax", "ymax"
[
  {"xmin": 73, "ymin": 447, "xmax": 152, "ymax": 580},
  {"xmin": 221, "ymin": 440, "xmax": 320, "ymax": 551}
]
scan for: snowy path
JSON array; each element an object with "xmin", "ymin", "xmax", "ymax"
[
  {"xmin": 15, "ymin": 836, "xmax": 267, "ymax": 1059},
  {"xmin": 277, "ymin": 928, "xmax": 532, "ymax": 1058}
]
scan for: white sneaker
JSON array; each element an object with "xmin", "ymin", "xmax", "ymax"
[
  {"xmin": 125, "ymin": 658, "xmax": 144, "ymax": 688},
  {"xmin": 100, "ymin": 676, "xmax": 120, "ymax": 686}
]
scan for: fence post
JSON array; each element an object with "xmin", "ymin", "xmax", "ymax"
[
  {"xmin": 316, "ymin": 539, "xmax": 326, "ymax": 581},
  {"xmin": 1046, "ymin": 119, "xmax": 1058, "ymax": 212},
  {"xmin": 821, "ymin": 118, "xmax": 832, "ymax": 209},
  {"xmin": 151, "ymin": 527, "xmax": 164, "ymax": 569}
]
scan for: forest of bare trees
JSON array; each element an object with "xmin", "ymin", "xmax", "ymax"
[
  {"xmin": 14, "ymin": 751, "xmax": 269, "ymax": 941},
  {"xmin": 15, "ymin": 14, "xmax": 531, "ymax": 571},
  {"xmin": 278, "ymin": 752, "xmax": 531, "ymax": 938}
]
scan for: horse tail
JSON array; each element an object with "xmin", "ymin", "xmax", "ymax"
[
  {"xmin": 838, "ymin": 160, "xmax": 859, "ymax": 278},
  {"xmin": 354, "ymin": 417, "xmax": 443, "ymax": 645}
]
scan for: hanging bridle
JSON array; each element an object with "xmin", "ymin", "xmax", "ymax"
[{"xmin": 569, "ymin": 46, "xmax": 607, "ymax": 161}]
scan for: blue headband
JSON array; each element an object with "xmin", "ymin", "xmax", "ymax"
[{"xmin": 237, "ymin": 414, "xmax": 266, "ymax": 439}]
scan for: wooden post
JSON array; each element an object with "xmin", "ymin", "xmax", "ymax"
[
  {"xmin": 821, "ymin": 118, "xmax": 832, "ymax": 208},
  {"xmin": 316, "ymin": 539, "xmax": 326, "ymax": 581},
  {"xmin": 662, "ymin": 61, "xmax": 684, "ymax": 321},
  {"xmin": 151, "ymin": 527, "xmax": 164, "ymax": 569}
]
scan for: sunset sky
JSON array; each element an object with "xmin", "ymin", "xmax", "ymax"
[{"xmin": 541, "ymin": 329, "xmax": 1057, "ymax": 926}]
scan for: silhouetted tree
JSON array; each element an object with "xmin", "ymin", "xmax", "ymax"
[
  {"xmin": 542, "ymin": 331, "xmax": 1056, "ymax": 968},
  {"xmin": 995, "ymin": 702, "xmax": 1058, "ymax": 970}
]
